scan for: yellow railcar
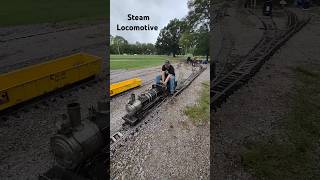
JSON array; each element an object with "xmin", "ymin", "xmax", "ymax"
[
  {"xmin": 0, "ymin": 53, "xmax": 102, "ymax": 111},
  {"xmin": 110, "ymin": 78, "xmax": 142, "ymax": 97}
]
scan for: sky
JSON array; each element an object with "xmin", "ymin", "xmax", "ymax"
[{"xmin": 110, "ymin": 0, "xmax": 189, "ymax": 44}]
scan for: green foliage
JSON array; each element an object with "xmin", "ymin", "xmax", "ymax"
[
  {"xmin": 187, "ymin": 0, "xmax": 210, "ymax": 30},
  {"xmin": 155, "ymin": 0, "xmax": 210, "ymax": 57},
  {"xmin": 184, "ymin": 81, "xmax": 210, "ymax": 125},
  {"xmin": 241, "ymin": 66, "xmax": 320, "ymax": 179},
  {"xmin": 186, "ymin": 0, "xmax": 210, "ymax": 58},
  {"xmin": 123, "ymin": 43, "xmax": 156, "ymax": 55},
  {"xmin": 0, "ymin": 0, "xmax": 108, "ymax": 27},
  {"xmin": 110, "ymin": 35, "xmax": 128, "ymax": 55},
  {"xmin": 110, "ymin": 36, "xmax": 156, "ymax": 55},
  {"xmin": 193, "ymin": 26, "xmax": 209, "ymax": 58},
  {"xmin": 155, "ymin": 19, "xmax": 187, "ymax": 57},
  {"xmin": 179, "ymin": 32, "xmax": 196, "ymax": 55}
]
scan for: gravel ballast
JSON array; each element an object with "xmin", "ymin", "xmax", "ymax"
[
  {"xmin": 212, "ymin": 8, "xmax": 320, "ymax": 179},
  {"xmin": 111, "ymin": 66, "xmax": 210, "ymax": 180},
  {"xmin": 0, "ymin": 22, "xmax": 107, "ymax": 179}
]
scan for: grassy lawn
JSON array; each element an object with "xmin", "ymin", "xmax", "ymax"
[
  {"xmin": 241, "ymin": 65, "xmax": 320, "ymax": 179},
  {"xmin": 0, "ymin": 0, "xmax": 108, "ymax": 27},
  {"xmin": 110, "ymin": 55, "xmax": 186, "ymax": 70},
  {"xmin": 184, "ymin": 81, "xmax": 210, "ymax": 125}
]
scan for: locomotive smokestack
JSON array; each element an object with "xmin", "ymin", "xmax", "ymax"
[{"xmin": 67, "ymin": 103, "xmax": 81, "ymax": 128}]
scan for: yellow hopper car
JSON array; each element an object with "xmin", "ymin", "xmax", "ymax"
[
  {"xmin": 0, "ymin": 53, "xmax": 102, "ymax": 111},
  {"xmin": 110, "ymin": 78, "xmax": 142, "ymax": 97}
]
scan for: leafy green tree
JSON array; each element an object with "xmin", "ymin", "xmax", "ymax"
[
  {"xmin": 155, "ymin": 19, "xmax": 187, "ymax": 57},
  {"xmin": 193, "ymin": 26, "xmax": 209, "ymax": 58},
  {"xmin": 112, "ymin": 35, "xmax": 128, "ymax": 54},
  {"xmin": 187, "ymin": 0, "xmax": 210, "ymax": 60},
  {"xmin": 110, "ymin": 36, "xmax": 156, "ymax": 55},
  {"xmin": 179, "ymin": 32, "xmax": 196, "ymax": 55},
  {"xmin": 187, "ymin": 0, "xmax": 210, "ymax": 31}
]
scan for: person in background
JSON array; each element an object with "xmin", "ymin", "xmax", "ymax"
[
  {"xmin": 192, "ymin": 57, "xmax": 197, "ymax": 66},
  {"xmin": 187, "ymin": 57, "xmax": 192, "ymax": 64}
]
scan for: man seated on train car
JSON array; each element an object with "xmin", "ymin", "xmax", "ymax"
[{"xmin": 155, "ymin": 60, "xmax": 176, "ymax": 95}]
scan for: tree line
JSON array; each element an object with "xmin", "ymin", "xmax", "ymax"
[{"xmin": 110, "ymin": 36, "xmax": 156, "ymax": 55}]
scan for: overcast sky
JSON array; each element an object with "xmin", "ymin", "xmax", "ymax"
[{"xmin": 111, "ymin": 0, "xmax": 189, "ymax": 44}]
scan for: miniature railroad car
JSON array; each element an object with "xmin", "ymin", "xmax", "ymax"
[
  {"xmin": 0, "ymin": 53, "xmax": 102, "ymax": 111},
  {"xmin": 110, "ymin": 78, "xmax": 142, "ymax": 97}
]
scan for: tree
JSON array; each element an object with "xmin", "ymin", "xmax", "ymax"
[
  {"xmin": 110, "ymin": 36, "xmax": 157, "ymax": 55},
  {"xmin": 112, "ymin": 36, "xmax": 128, "ymax": 55},
  {"xmin": 193, "ymin": 26, "xmax": 209, "ymax": 58},
  {"xmin": 155, "ymin": 19, "xmax": 186, "ymax": 57},
  {"xmin": 187, "ymin": 0, "xmax": 210, "ymax": 61},
  {"xmin": 179, "ymin": 32, "xmax": 196, "ymax": 55},
  {"xmin": 187, "ymin": 0, "xmax": 210, "ymax": 31}
]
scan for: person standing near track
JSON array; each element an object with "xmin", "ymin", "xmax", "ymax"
[{"xmin": 155, "ymin": 60, "xmax": 176, "ymax": 95}]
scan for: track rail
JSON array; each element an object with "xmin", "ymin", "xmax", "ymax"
[
  {"xmin": 0, "ymin": 22, "xmax": 107, "ymax": 43},
  {"xmin": 0, "ymin": 41, "xmax": 107, "ymax": 74},
  {"xmin": 0, "ymin": 75, "xmax": 106, "ymax": 121},
  {"xmin": 211, "ymin": 9, "xmax": 310, "ymax": 111}
]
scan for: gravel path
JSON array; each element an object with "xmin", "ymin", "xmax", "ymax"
[
  {"xmin": 110, "ymin": 63, "xmax": 193, "ymax": 135},
  {"xmin": 212, "ymin": 4, "xmax": 264, "ymax": 80},
  {"xmin": 212, "ymin": 8, "xmax": 319, "ymax": 179},
  {"xmin": 111, "ymin": 66, "xmax": 210, "ymax": 180},
  {"xmin": 0, "ymin": 22, "xmax": 107, "ymax": 179}
]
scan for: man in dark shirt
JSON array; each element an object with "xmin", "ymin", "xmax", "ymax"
[{"xmin": 155, "ymin": 60, "xmax": 176, "ymax": 95}]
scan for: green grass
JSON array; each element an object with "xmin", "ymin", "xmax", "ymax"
[
  {"xmin": 241, "ymin": 66, "xmax": 320, "ymax": 179},
  {"xmin": 184, "ymin": 81, "xmax": 210, "ymax": 125},
  {"xmin": 0, "ymin": 0, "xmax": 108, "ymax": 27},
  {"xmin": 110, "ymin": 55, "xmax": 186, "ymax": 70}
]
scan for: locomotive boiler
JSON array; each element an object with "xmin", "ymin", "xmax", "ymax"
[
  {"xmin": 122, "ymin": 84, "xmax": 168, "ymax": 125},
  {"xmin": 41, "ymin": 100, "xmax": 109, "ymax": 180}
]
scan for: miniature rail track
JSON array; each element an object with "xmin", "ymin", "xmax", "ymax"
[
  {"xmin": 0, "ymin": 22, "xmax": 107, "ymax": 43},
  {"xmin": 0, "ymin": 41, "xmax": 107, "ymax": 74},
  {"xmin": 109, "ymin": 65, "xmax": 207, "ymax": 155},
  {"xmin": 211, "ymin": 9, "xmax": 310, "ymax": 111}
]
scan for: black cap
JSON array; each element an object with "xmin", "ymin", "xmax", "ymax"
[{"xmin": 165, "ymin": 60, "xmax": 170, "ymax": 64}]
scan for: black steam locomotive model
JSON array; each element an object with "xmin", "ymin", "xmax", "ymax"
[
  {"xmin": 122, "ymin": 83, "xmax": 173, "ymax": 125},
  {"xmin": 40, "ymin": 100, "xmax": 109, "ymax": 180}
]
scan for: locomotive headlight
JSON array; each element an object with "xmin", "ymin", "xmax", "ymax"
[
  {"xmin": 50, "ymin": 134, "xmax": 82, "ymax": 169},
  {"xmin": 126, "ymin": 100, "xmax": 142, "ymax": 116},
  {"xmin": 50, "ymin": 120, "xmax": 104, "ymax": 169}
]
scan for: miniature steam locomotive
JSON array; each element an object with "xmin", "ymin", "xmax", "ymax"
[
  {"xmin": 40, "ymin": 101, "xmax": 109, "ymax": 180},
  {"xmin": 122, "ymin": 83, "xmax": 175, "ymax": 125}
]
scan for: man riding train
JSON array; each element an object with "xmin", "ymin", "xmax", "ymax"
[{"xmin": 155, "ymin": 60, "xmax": 176, "ymax": 96}]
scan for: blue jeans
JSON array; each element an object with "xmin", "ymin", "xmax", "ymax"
[{"xmin": 155, "ymin": 74, "xmax": 175, "ymax": 94}]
